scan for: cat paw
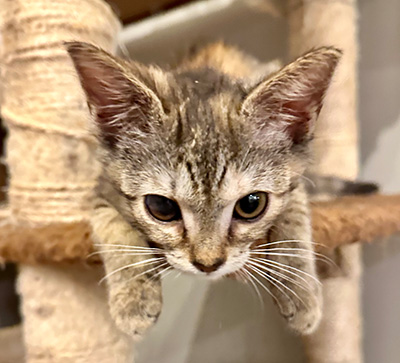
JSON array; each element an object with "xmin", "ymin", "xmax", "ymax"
[
  {"xmin": 274, "ymin": 284, "xmax": 322, "ymax": 335},
  {"xmin": 109, "ymin": 279, "xmax": 163, "ymax": 339},
  {"xmin": 283, "ymin": 302, "xmax": 322, "ymax": 335}
]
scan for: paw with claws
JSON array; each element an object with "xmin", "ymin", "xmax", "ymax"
[{"xmin": 108, "ymin": 277, "xmax": 163, "ymax": 339}]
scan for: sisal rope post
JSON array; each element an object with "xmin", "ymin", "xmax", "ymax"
[
  {"xmin": 1, "ymin": 0, "xmax": 134, "ymax": 361},
  {"xmin": 288, "ymin": 0, "xmax": 363, "ymax": 362}
]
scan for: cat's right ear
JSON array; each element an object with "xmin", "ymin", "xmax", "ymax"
[{"xmin": 66, "ymin": 42, "xmax": 164, "ymax": 147}]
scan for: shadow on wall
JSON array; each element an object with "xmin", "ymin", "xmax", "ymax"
[
  {"xmin": 121, "ymin": 0, "xmax": 288, "ymax": 66},
  {"xmin": 359, "ymin": 1, "xmax": 400, "ymax": 363}
]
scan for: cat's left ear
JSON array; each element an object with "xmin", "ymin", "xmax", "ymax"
[{"xmin": 241, "ymin": 47, "xmax": 342, "ymax": 145}]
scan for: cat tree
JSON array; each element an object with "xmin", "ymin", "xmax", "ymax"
[
  {"xmin": 288, "ymin": 1, "xmax": 362, "ymax": 361},
  {"xmin": 0, "ymin": 0, "xmax": 399, "ymax": 362}
]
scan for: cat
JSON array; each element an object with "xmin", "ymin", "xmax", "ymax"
[{"xmin": 66, "ymin": 41, "xmax": 374, "ymax": 339}]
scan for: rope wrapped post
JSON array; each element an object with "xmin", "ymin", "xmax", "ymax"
[
  {"xmin": 288, "ymin": 0, "xmax": 363, "ymax": 362},
  {"xmin": 0, "ymin": 0, "xmax": 134, "ymax": 361}
]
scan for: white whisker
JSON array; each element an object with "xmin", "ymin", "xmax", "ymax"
[
  {"xmin": 88, "ymin": 249, "xmax": 165, "ymax": 258},
  {"xmin": 239, "ymin": 268, "xmax": 264, "ymax": 309},
  {"xmin": 250, "ymin": 257, "xmax": 321, "ymax": 287},
  {"xmin": 267, "ymin": 259, "xmax": 321, "ymax": 285},
  {"xmin": 123, "ymin": 261, "xmax": 169, "ymax": 285},
  {"xmin": 249, "ymin": 258, "xmax": 313, "ymax": 297},
  {"xmin": 292, "ymin": 171, "xmax": 316, "ymax": 188},
  {"xmin": 250, "ymin": 259, "xmax": 315, "ymax": 306},
  {"xmin": 99, "ymin": 257, "xmax": 164, "ymax": 284},
  {"xmin": 251, "ymin": 247, "xmax": 331, "ymax": 263},
  {"xmin": 238, "ymin": 146, "xmax": 251, "ymax": 171},
  {"xmin": 160, "ymin": 266, "xmax": 174, "ymax": 280},
  {"xmin": 247, "ymin": 263, "xmax": 297, "ymax": 307},
  {"xmin": 249, "ymin": 262, "xmax": 307, "ymax": 307},
  {"xmin": 243, "ymin": 267, "xmax": 283, "ymax": 311},
  {"xmin": 254, "ymin": 240, "xmax": 325, "ymax": 249},
  {"xmin": 252, "ymin": 247, "xmax": 315, "ymax": 254},
  {"xmin": 94, "ymin": 243, "xmax": 164, "ymax": 251},
  {"xmin": 149, "ymin": 263, "xmax": 171, "ymax": 281},
  {"xmin": 249, "ymin": 251, "xmax": 335, "ymax": 266}
]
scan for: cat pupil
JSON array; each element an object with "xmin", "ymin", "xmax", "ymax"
[
  {"xmin": 145, "ymin": 195, "xmax": 181, "ymax": 222},
  {"xmin": 240, "ymin": 194, "xmax": 260, "ymax": 214},
  {"xmin": 234, "ymin": 192, "xmax": 268, "ymax": 220}
]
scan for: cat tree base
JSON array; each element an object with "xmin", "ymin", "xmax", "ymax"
[{"xmin": 18, "ymin": 264, "xmax": 134, "ymax": 363}]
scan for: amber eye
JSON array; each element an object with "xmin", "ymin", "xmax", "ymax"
[
  {"xmin": 145, "ymin": 195, "xmax": 181, "ymax": 222},
  {"xmin": 233, "ymin": 192, "xmax": 268, "ymax": 220}
]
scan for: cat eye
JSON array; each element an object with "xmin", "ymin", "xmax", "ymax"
[
  {"xmin": 233, "ymin": 192, "xmax": 268, "ymax": 220},
  {"xmin": 145, "ymin": 195, "xmax": 181, "ymax": 222}
]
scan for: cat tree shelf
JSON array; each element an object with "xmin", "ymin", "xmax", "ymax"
[{"xmin": 0, "ymin": 193, "xmax": 399, "ymax": 265}]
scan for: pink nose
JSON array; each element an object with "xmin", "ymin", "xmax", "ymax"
[{"xmin": 192, "ymin": 258, "xmax": 225, "ymax": 273}]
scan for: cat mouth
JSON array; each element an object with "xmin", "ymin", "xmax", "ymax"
[{"xmin": 146, "ymin": 239, "xmax": 248, "ymax": 279}]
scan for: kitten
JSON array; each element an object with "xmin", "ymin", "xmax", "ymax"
[{"xmin": 67, "ymin": 41, "xmax": 343, "ymax": 338}]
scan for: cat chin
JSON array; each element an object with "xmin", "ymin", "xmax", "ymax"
[
  {"xmin": 193, "ymin": 265, "xmax": 243, "ymax": 281},
  {"xmin": 190, "ymin": 272, "xmax": 224, "ymax": 281},
  {"xmin": 170, "ymin": 267, "xmax": 232, "ymax": 281},
  {"xmin": 202, "ymin": 271, "xmax": 228, "ymax": 281},
  {"xmin": 169, "ymin": 265, "xmax": 240, "ymax": 281}
]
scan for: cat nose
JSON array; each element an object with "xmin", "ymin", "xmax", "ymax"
[{"xmin": 192, "ymin": 258, "xmax": 225, "ymax": 273}]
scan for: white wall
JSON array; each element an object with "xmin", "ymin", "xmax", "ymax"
[
  {"xmin": 359, "ymin": 1, "xmax": 400, "ymax": 362},
  {"xmin": 122, "ymin": 0, "xmax": 400, "ymax": 361}
]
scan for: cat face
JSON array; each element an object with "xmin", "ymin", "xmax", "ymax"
[
  {"xmin": 67, "ymin": 42, "xmax": 340, "ymax": 280},
  {"xmin": 115, "ymin": 129, "xmax": 293, "ymax": 280}
]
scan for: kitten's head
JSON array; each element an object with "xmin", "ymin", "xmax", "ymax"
[{"xmin": 67, "ymin": 42, "xmax": 340, "ymax": 281}]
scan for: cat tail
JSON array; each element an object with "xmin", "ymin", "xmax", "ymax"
[{"xmin": 305, "ymin": 173, "xmax": 379, "ymax": 198}]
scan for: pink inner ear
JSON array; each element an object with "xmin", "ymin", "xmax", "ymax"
[
  {"xmin": 82, "ymin": 67, "xmax": 116, "ymax": 109},
  {"xmin": 243, "ymin": 48, "xmax": 341, "ymax": 146},
  {"xmin": 245, "ymin": 78, "xmax": 329, "ymax": 146},
  {"xmin": 282, "ymin": 94, "xmax": 321, "ymax": 144},
  {"xmin": 74, "ymin": 59, "xmax": 132, "ymax": 112},
  {"xmin": 71, "ymin": 56, "xmax": 157, "ymax": 139}
]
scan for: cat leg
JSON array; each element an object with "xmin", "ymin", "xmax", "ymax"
[
  {"xmin": 91, "ymin": 199, "xmax": 163, "ymax": 339},
  {"xmin": 261, "ymin": 185, "xmax": 322, "ymax": 335}
]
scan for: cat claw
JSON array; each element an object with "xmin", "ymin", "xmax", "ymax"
[
  {"xmin": 108, "ymin": 280, "xmax": 163, "ymax": 338},
  {"xmin": 285, "ymin": 306, "xmax": 322, "ymax": 335}
]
